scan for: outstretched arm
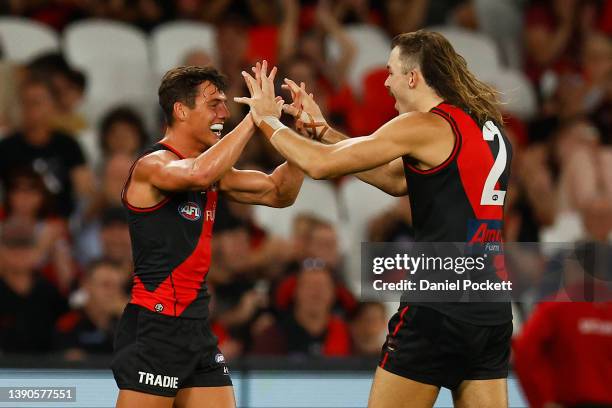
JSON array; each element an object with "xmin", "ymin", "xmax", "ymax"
[
  {"xmin": 219, "ymin": 162, "xmax": 304, "ymax": 207},
  {"xmin": 282, "ymin": 79, "xmax": 406, "ymax": 195}
]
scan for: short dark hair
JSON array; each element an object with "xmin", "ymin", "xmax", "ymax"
[
  {"xmin": 158, "ymin": 66, "xmax": 227, "ymax": 126},
  {"xmin": 99, "ymin": 106, "xmax": 149, "ymax": 155}
]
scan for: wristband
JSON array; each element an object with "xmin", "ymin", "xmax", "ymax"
[{"xmin": 259, "ymin": 116, "xmax": 288, "ymax": 140}]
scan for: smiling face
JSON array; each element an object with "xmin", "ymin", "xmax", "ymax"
[
  {"xmin": 177, "ymin": 81, "xmax": 230, "ymax": 147},
  {"xmin": 384, "ymin": 46, "xmax": 420, "ymax": 114}
]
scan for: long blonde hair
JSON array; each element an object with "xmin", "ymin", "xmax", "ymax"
[{"xmin": 392, "ymin": 30, "xmax": 503, "ymax": 125}]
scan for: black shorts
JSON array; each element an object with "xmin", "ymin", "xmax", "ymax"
[
  {"xmin": 379, "ymin": 304, "xmax": 512, "ymax": 390},
  {"xmin": 111, "ymin": 303, "xmax": 232, "ymax": 397}
]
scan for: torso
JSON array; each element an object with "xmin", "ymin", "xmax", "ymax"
[
  {"xmin": 401, "ymin": 102, "xmax": 513, "ymax": 325},
  {"xmin": 121, "ymin": 143, "xmax": 217, "ymax": 319}
]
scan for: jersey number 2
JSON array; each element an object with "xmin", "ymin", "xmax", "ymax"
[{"xmin": 481, "ymin": 121, "xmax": 507, "ymax": 206}]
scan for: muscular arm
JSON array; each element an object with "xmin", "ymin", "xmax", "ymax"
[
  {"xmin": 320, "ymin": 127, "xmax": 407, "ymax": 196},
  {"xmin": 218, "ymin": 161, "xmax": 304, "ymax": 208},
  {"xmin": 135, "ymin": 116, "xmax": 256, "ymax": 192},
  {"xmin": 268, "ymin": 112, "xmax": 448, "ymax": 181}
]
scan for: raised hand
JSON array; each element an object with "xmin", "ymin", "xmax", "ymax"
[
  {"xmin": 234, "ymin": 60, "xmax": 284, "ymax": 126},
  {"xmin": 281, "ymin": 78, "xmax": 328, "ymax": 141}
]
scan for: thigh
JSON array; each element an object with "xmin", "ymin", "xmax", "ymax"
[
  {"xmin": 368, "ymin": 367, "xmax": 440, "ymax": 408},
  {"xmin": 116, "ymin": 389, "xmax": 174, "ymax": 408},
  {"xmin": 452, "ymin": 379, "xmax": 508, "ymax": 408},
  {"xmin": 173, "ymin": 386, "xmax": 235, "ymax": 408}
]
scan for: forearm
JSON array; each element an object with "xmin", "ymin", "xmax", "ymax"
[
  {"xmin": 269, "ymin": 161, "xmax": 304, "ymax": 205},
  {"xmin": 268, "ymin": 126, "xmax": 330, "ymax": 179},
  {"xmin": 192, "ymin": 115, "xmax": 256, "ymax": 185},
  {"xmin": 321, "ymin": 128, "xmax": 405, "ymax": 194}
]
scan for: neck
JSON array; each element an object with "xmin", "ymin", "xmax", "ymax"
[
  {"xmin": 24, "ymin": 127, "xmax": 51, "ymax": 146},
  {"xmin": 160, "ymin": 126, "xmax": 208, "ymax": 158},
  {"xmin": 84, "ymin": 302, "xmax": 111, "ymax": 330},
  {"xmin": 295, "ymin": 307, "xmax": 329, "ymax": 336},
  {"xmin": 413, "ymin": 91, "xmax": 444, "ymax": 113}
]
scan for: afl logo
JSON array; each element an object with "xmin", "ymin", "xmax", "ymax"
[{"xmin": 179, "ymin": 202, "xmax": 201, "ymax": 221}]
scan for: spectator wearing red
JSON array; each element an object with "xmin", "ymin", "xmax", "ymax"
[
  {"xmin": 252, "ymin": 263, "xmax": 351, "ymax": 356},
  {"xmin": 513, "ymin": 302, "xmax": 612, "ymax": 408}
]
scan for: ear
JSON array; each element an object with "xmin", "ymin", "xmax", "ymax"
[
  {"xmin": 173, "ymin": 102, "xmax": 188, "ymax": 122},
  {"xmin": 407, "ymin": 69, "xmax": 418, "ymax": 89}
]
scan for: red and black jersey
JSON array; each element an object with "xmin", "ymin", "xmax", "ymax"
[
  {"xmin": 402, "ymin": 102, "xmax": 512, "ymax": 325},
  {"xmin": 121, "ymin": 143, "xmax": 217, "ymax": 319}
]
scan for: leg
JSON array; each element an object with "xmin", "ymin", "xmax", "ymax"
[
  {"xmin": 452, "ymin": 379, "xmax": 508, "ymax": 408},
  {"xmin": 368, "ymin": 367, "xmax": 440, "ymax": 408},
  {"xmin": 173, "ymin": 386, "xmax": 236, "ymax": 408},
  {"xmin": 116, "ymin": 389, "xmax": 174, "ymax": 408}
]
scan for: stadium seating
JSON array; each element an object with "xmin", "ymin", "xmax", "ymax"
[
  {"xmin": 253, "ymin": 177, "xmax": 341, "ymax": 239},
  {"xmin": 490, "ymin": 68, "xmax": 537, "ymax": 120},
  {"xmin": 150, "ymin": 21, "xmax": 217, "ymax": 80},
  {"xmin": 63, "ymin": 19, "xmax": 154, "ymax": 127},
  {"xmin": 327, "ymin": 24, "xmax": 391, "ymax": 96},
  {"xmin": 0, "ymin": 17, "xmax": 59, "ymax": 62}
]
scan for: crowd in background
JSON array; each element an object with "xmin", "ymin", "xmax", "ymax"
[{"xmin": 0, "ymin": 0, "xmax": 610, "ymax": 370}]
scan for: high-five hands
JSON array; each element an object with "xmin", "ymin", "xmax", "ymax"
[
  {"xmin": 234, "ymin": 60, "xmax": 284, "ymax": 127},
  {"xmin": 281, "ymin": 79, "xmax": 329, "ymax": 141}
]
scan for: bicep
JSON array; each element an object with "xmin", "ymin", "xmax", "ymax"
[{"xmin": 138, "ymin": 155, "xmax": 207, "ymax": 192}]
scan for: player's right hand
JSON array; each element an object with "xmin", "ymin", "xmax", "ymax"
[{"xmin": 234, "ymin": 60, "xmax": 284, "ymax": 126}]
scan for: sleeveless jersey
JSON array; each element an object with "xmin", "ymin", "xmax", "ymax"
[
  {"xmin": 401, "ymin": 102, "xmax": 513, "ymax": 325},
  {"xmin": 121, "ymin": 143, "xmax": 217, "ymax": 319}
]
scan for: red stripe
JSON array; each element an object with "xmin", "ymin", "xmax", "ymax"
[
  {"xmin": 124, "ymin": 196, "xmax": 172, "ymax": 213},
  {"xmin": 380, "ymin": 306, "xmax": 410, "ymax": 369},
  {"xmin": 393, "ymin": 306, "xmax": 410, "ymax": 335},
  {"xmin": 381, "ymin": 352, "xmax": 389, "ymax": 368},
  {"xmin": 442, "ymin": 104, "xmax": 502, "ymax": 220},
  {"xmin": 159, "ymin": 142, "xmax": 186, "ymax": 159},
  {"xmin": 130, "ymin": 190, "xmax": 218, "ymax": 316},
  {"xmin": 405, "ymin": 108, "xmax": 461, "ymax": 175}
]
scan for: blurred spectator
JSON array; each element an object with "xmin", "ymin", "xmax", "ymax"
[
  {"xmin": 75, "ymin": 154, "xmax": 133, "ymax": 264},
  {"xmin": 523, "ymin": 0, "xmax": 603, "ymax": 91},
  {"xmin": 349, "ymin": 301, "xmax": 387, "ymax": 356},
  {"xmin": 513, "ymin": 302, "xmax": 612, "ymax": 408},
  {"xmin": 0, "ymin": 43, "xmax": 20, "ymax": 135},
  {"xmin": 54, "ymin": 259, "xmax": 127, "ymax": 360},
  {"xmin": 252, "ymin": 264, "xmax": 351, "ymax": 356},
  {"xmin": 27, "ymin": 52, "xmax": 88, "ymax": 135},
  {"xmin": 1, "ymin": 169, "xmax": 76, "ymax": 293},
  {"xmin": 0, "ymin": 222, "xmax": 68, "ymax": 353},
  {"xmin": 367, "ymin": 196, "xmax": 415, "ymax": 242},
  {"xmin": 99, "ymin": 106, "xmax": 149, "ymax": 162},
  {"xmin": 182, "ymin": 48, "xmax": 214, "ymax": 68},
  {"xmin": 0, "ymin": 76, "xmax": 95, "ymax": 217}
]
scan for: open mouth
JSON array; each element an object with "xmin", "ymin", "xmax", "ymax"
[{"xmin": 210, "ymin": 123, "xmax": 223, "ymax": 138}]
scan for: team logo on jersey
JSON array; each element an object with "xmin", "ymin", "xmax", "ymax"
[
  {"xmin": 154, "ymin": 303, "xmax": 164, "ymax": 313},
  {"xmin": 215, "ymin": 353, "xmax": 225, "ymax": 363},
  {"xmin": 467, "ymin": 219, "xmax": 502, "ymax": 243},
  {"xmin": 178, "ymin": 202, "xmax": 201, "ymax": 221}
]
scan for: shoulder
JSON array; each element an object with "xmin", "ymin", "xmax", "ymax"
[
  {"xmin": 132, "ymin": 150, "xmax": 180, "ymax": 180},
  {"xmin": 384, "ymin": 111, "xmax": 450, "ymax": 133}
]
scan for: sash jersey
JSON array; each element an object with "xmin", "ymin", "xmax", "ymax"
[
  {"xmin": 401, "ymin": 102, "xmax": 513, "ymax": 325},
  {"xmin": 121, "ymin": 143, "xmax": 217, "ymax": 319}
]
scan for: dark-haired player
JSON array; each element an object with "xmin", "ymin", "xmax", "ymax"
[{"xmin": 111, "ymin": 63, "xmax": 303, "ymax": 408}]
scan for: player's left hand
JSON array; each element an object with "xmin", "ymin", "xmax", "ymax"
[{"xmin": 234, "ymin": 60, "xmax": 284, "ymax": 126}]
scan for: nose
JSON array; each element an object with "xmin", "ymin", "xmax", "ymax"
[
  {"xmin": 218, "ymin": 102, "xmax": 230, "ymax": 119},
  {"xmin": 384, "ymin": 75, "xmax": 390, "ymax": 89}
]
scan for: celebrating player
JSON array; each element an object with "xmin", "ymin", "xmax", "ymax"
[
  {"xmin": 235, "ymin": 30, "xmax": 513, "ymax": 408},
  {"xmin": 112, "ymin": 63, "xmax": 303, "ymax": 408}
]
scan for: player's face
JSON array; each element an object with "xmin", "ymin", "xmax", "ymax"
[
  {"xmin": 185, "ymin": 81, "xmax": 230, "ymax": 146},
  {"xmin": 384, "ymin": 47, "xmax": 415, "ymax": 114}
]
